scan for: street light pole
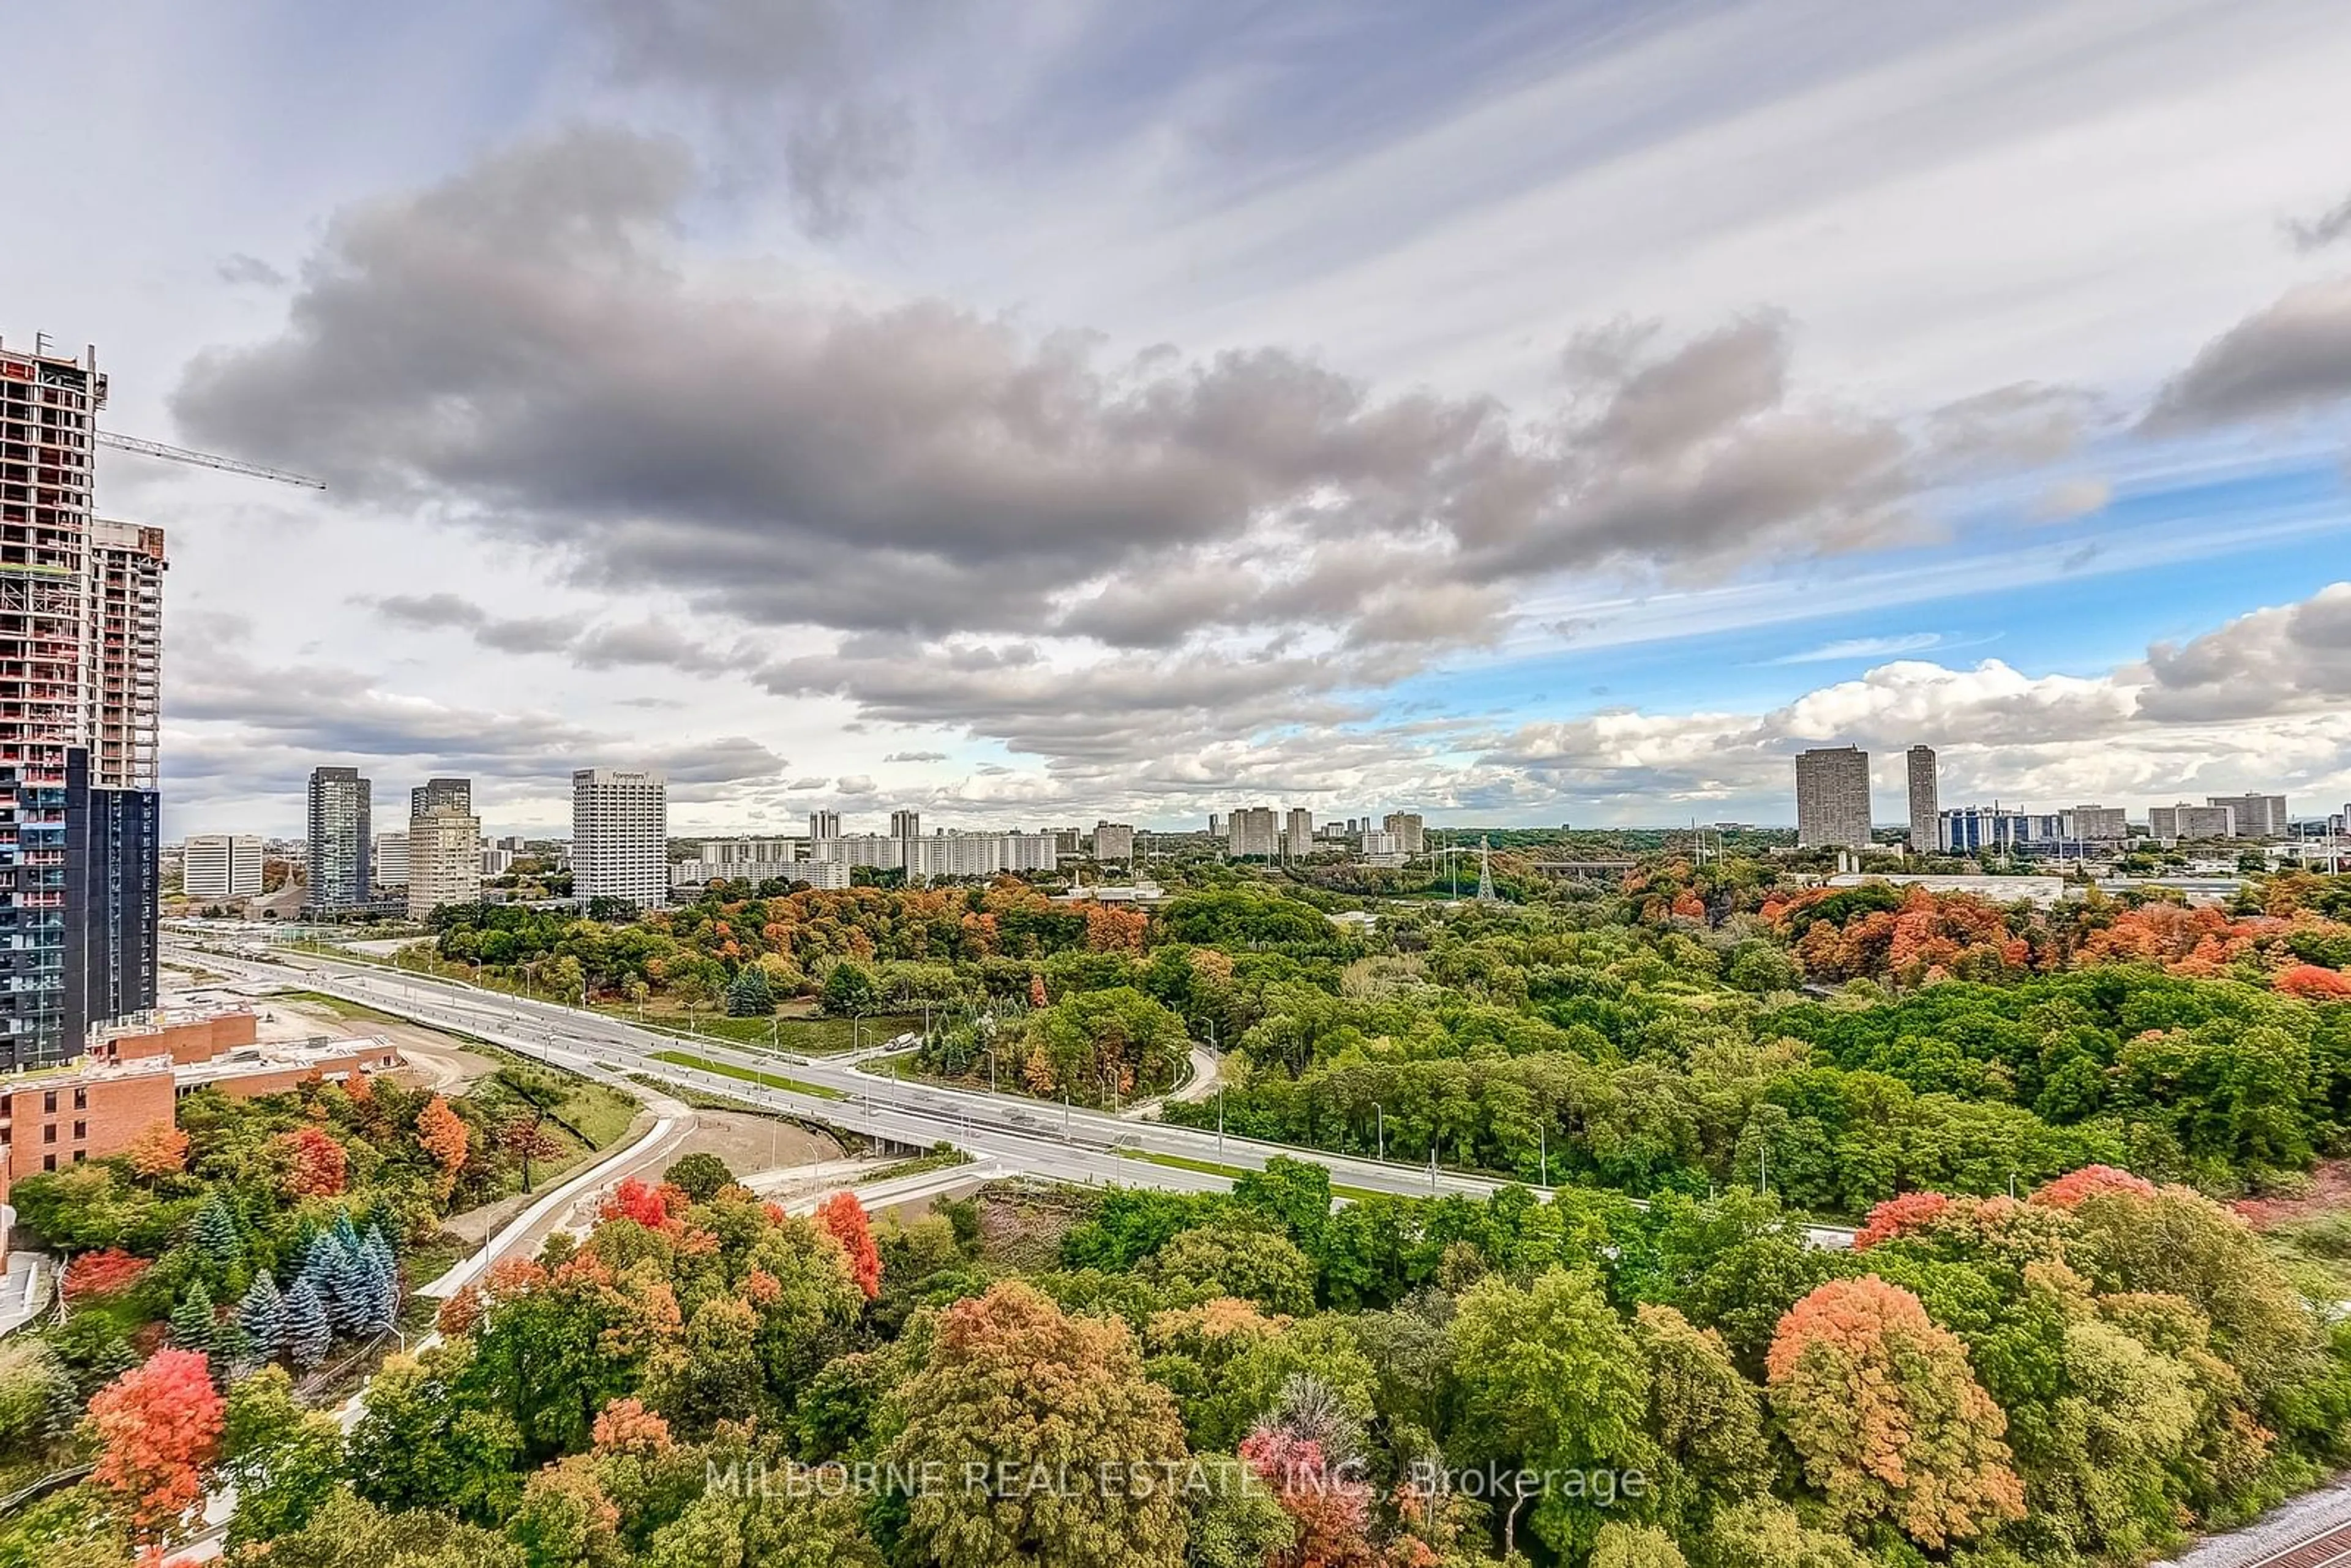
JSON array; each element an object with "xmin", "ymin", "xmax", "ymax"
[{"xmin": 1374, "ymin": 1103, "xmax": 1384, "ymax": 1161}]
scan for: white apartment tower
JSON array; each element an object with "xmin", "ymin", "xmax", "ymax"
[
  {"xmin": 408, "ymin": 777, "xmax": 481, "ymax": 920},
  {"xmin": 371, "ymin": 831, "xmax": 408, "ymax": 888},
  {"xmin": 573, "ymin": 768, "xmax": 668, "ymax": 907},
  {"xmin": 1381, "ymin": 812, "xmax": 1426, "ymax": 853},
  {"xmin": 1906, "ymin": 746, "xmax": 1938, "ymax": 852},
  {"xmin": 1227, "ymin": 807, "xmax": 1280, "ymax": 858},
  {"xmin": 1794, "ymin": 746, "xmax": 1873, "ymax": 850},
  {"xmin": 1092, "ymin": 822, "xmax": 1136, "ymax": 862},
  {"xmin": 182, "ymin": 834, "xmax": 263, "ymax": 900},
  {"xmin": 2207, "ymin": 793, "xmax": 2289, "ymax": 838},
  {"xmin": 1284, "ymin": 808, "xmax": 1313, "ymax": 858}
]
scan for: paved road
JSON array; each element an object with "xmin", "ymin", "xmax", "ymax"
[{"xmin": 167, "ymin": 939, "xmax": 1857, "ymax": 1245}]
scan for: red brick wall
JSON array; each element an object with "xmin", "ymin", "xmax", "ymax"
[
  {"xmin": 206, "ymin": 1047, "xmax": 401, "ymax": 1103},
  {"xmin": 105, "ymin": 1012, "xmax": 261, "ymax": 1065},
  {"xmin": 0, "ymin": 1070, "xmax": 177, "ymax": 1190}
]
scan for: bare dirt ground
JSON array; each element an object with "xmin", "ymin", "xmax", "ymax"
[
  {"xmin": 869, "ymin": 1175, "xmax": 991, "ymax": 1229},
  {"xmin": 669, "ymin": 1109, "xmax": 842, "ymax": 1177},
  {"xmin": 265, "ymin": 997, "xmax": 503, "ymax": 1094}
]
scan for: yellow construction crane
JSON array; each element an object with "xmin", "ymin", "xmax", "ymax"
[{"xmin": 96, "ymin": 430, "xmax": 326, "ymax": 489}]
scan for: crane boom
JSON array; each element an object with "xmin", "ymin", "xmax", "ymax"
[{"xmin": 96, "ymin": 430, "xmax": 326, "ymax": 489}]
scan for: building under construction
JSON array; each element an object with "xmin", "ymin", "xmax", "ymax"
[{"xmin": 0, "ymin": 335, "xmax": 163, "ymax": 1067}]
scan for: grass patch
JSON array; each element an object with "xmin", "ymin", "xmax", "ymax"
[
  {"xmin": 868, "ymin": 1146, "xmax": 977, "ymax": 1184},
  {"xmin": 613, "ymin": 1009, "xmax": 923, "ymax": 1055},
  {"xmin": 1117, "ymin": 1148, "xmax": 1245, "ymax": 1179},
  {"xmin": 858, "ymin": 1049, "xmax": 928, "ymax": 1081},
  {"xmin": 470, "ymin": 1062, "xmax": 642, "ymax": 1151},
  {"xmin": 1114, "ymin": 1148, "xmax": 1389, "ymax": 1202},
  {"xmin": 648, "ymin": 1051, "xmax": 846, "ymax": 1101},
  {"xmin": 272, "ymin": 989, "xmax": 408, "ymax": 1027}
]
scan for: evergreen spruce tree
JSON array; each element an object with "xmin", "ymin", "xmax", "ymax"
[
  {"xmin": 361, "ymin": 1227, "xmax": 400, "ymax": 1335},
  {"xmin": 239, "ymin": 1269, "xmax": 285, "ymax": 1358},
  {"xmin": 309, "ymin": 1226, "xmax": 367, "ymax": 1335},
  {"xmin": 170, "ymin": 1280, "xmax": 217, "ymax": 1357},
  {"xmin": 193, "ymin": 1198, "xmax": 242, "ymax": 1274},
  {"xmin": 283, "ymin": 1277, "xmax": 332, "ymax": 1371},
  {"xmin": 726, "ymin": 964, "xmax": 773, "ymax": 1017}
]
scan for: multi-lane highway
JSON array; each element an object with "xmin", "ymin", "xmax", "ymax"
[{"xmin": 163, "ymin": 937, "xmax": 1856, "ymax": 1244}]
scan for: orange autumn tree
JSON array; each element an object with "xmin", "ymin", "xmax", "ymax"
[
  {"xmin": 1084, "ymin": 902, "xmax": 1149, "ymax": 953},
  {"xmin": 278, "ymin": 1127, "xmax": 347, "ymax": 1198},
  {"xmin": 416, "ymin": 1094, "xmax": 471, "ymax": 1204},
  {"xmin": 2275, "ymin": 963, "xmax": 2351, "ymax": 1000},
  {"xmin": 84, "ymin": 1347, "xmax": 224, "ymax": 1544},
  {"xmin": 126, "ymin": 1122, "xmax": 189, "ymax": 1180},
  {"xmin": 2028, "ymin": 1164, "xmax": 2156, "ymax": 1209},
  {"xmin": 1766, "ymin": 1277, "xmax": 2024, "ymax": 1550},
  {"xmin": 1853, "ymin": 1191, "xmax": 1952, "ymax": 1250},
  {"xmin": 817, "ymin": 1191, "xmax": 882, "ymax": 1299}
]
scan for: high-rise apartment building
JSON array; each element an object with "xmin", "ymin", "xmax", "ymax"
[
  {"xmin": 307, "ymin": 768, "xmax": 373, "ymax": 909},
  {"xmin": 573, "ymin": 768, "xmax": 667, "ymax": 907},
  {"xmin": 1794, "ymin": 746, "xmax": 1873, "ymax": 849},
  {"xmin": 411, "ymin": 777, "xmax": 471, "ymax": 817},
  {"xmin": 182, "ymin": 834, "xmax": 264, "ymax": 899},
  {"xmin": 1228, "ymin": 807, "xmax": 1280, "ymax": 858},
  {"xmin": 1284, "ymin": 808, "xmax": 1313, "ymax": 858},
  {"xmin": 890, "ymin": 809, "xmax": 921, "ymax": 871},
  {"xmin": 66, "ymin": 749, "xmax": 156, "ymax": 1041},
  {"xmin": 371, "ymin": 831, "xmax": 409, "ymax": 888},
  {"xmin": 408, "ymin": 803, "xmax": 482, "ymax": 921},
  {"xmin": 1092, "ymin": 822, "xmax": 1136, "ymax": 862},
  {"xmin": 0, "ymin": 339, "xmax": 168, "ymax": 1063},
  {"xmin": 1940, "ymin": 805, "xmax": 2027, "ymax": 853},
  {"xmin": 1381, "ymin": 812, "xmax": 1426, "ymax": 854},
  {"xmin": 84, "ymin": 519, "xmax": 164, "ymax": 790},
  {"xmin": 1906, "ymin": 746, "xmax": 1938, "ymax": 850},
  {"xmin": 808, "ymin": 810, "xmax": 841, "ymax": 842},
  {"xmin": 2207, "ymin": 793, "xmax": 2289, "ymax": 838},
  {"xmin": 2149, "ymin": 803, "xmax": 2235, "ymax": 842},
  {"xmin": 2061, "ymin": 805, "xmax": 2129, "ymax": 842}
]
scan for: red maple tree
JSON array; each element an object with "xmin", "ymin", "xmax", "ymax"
[
  {"xmin": 2028, "ymin": 1164, "xmax": 2156, "ymax": 1209},
  {"xmin": 66, "ymin": 1248, "xmax": 152, "ymax": 1301},
  {"xmin": 278, "ymin": 1127, "xmax": 348, "ymax": 1197},
  {"xmin": 85, "ymin": 1348, "xmax": 224, "ymax": 1543},
  {"xmin": 2275, "ymin": 963, "xmax": 2351, "ymax": 1000},
  {"xmin": 1853, "ymin": 1190, "xmax": 1951, "ymax": 1249},
  {"xmin": 817, "ymin": 1191, "xmax": 883, "ymax": 1299}
]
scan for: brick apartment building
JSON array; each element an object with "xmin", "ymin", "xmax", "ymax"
[{"xmin": 0, "ymin": 1008, "xmax": 399, "ymax": 1207}]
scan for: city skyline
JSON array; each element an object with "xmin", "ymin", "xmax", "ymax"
[{"xmin": 9, "ymin": 3, "xmax": 2351, "ymax": 838}]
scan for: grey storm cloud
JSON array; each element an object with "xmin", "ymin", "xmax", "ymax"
[
  {"xmin": 2285, "ymin": 192, "xmax": 2351, "ymax": 253},
  {"xmin": 366, "ymin": 593, "xmax": 743, "ymax": 672},
  {"xmin": 170, "ymin": 127, "xmax": 2171, "ymax": 779},
  {"xmin": 646, "ymin": 735, "xmax": 789, "ymax": 783},
  {"xmin": 2142, "ymin": 276, "xmax": 2351, "ymax": 431},
  {"xmin": 217, "ymin": 253, "xmax": 288, "ymax": 288},
  {"xmin": 173, "ymin": 128, "xmax": 1971, "ymax": 669},
  {"xmin": 369, "ymin": 593, "xmax": 576, "ymax": 655},
  {"xmin": 2137, "ymin": 582, "xmax": 2351, "ymax": 722},
  {"xmin": 571, "ymin": 0, "xmax": 919, "ymax": 234}
]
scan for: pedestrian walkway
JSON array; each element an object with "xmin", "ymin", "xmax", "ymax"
[{"xmin": 0, "ymin": 1252, "xmax": 49, "ymax": 1337}]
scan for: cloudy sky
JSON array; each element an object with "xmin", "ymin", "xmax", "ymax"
[{"xmin": 9, "ymin": 0, "xmax": 2351, "ymax": 838}]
